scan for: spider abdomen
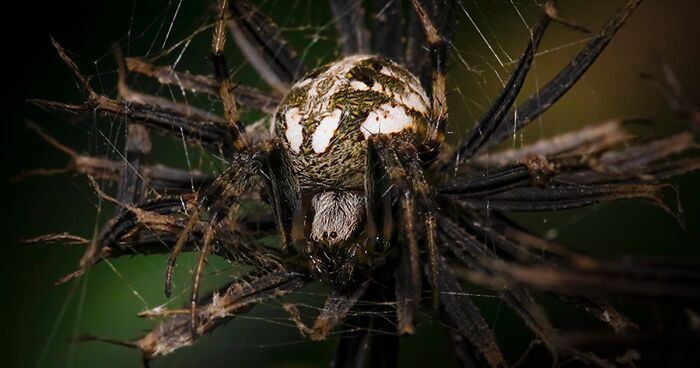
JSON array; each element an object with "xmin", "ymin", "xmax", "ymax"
[{"xmin": 272, "ymin": 55, "xmax": 430, "ymax": 189}]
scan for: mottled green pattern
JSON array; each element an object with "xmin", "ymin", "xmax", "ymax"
[{"xmin": 273, "ymin": 56, "xmax": 429, "ymax": 190}]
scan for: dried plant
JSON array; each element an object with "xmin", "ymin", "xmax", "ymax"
[{"xmin": 22, "ymin": 0, "xmax": 700, "ymax": 367}]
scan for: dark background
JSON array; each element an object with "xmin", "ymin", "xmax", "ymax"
[{"xmin": 3, "ymin": 1, "xmax": 700, "ymax": 367}]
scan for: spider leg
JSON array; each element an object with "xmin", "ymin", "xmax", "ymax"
[
  {"xmin": 181, "ymin": 152, "xmax": 262, "ymax": 331},
  {"xmin": 392, "ymin": 140, "xmax": 440, "ymax": 309},
  {"xmin": 410, "ymin": 0, "xmax": 451, "ymax": 153},
  {"xmin": 329, "ymin": 0, "xmax": 371, "ymax": 55},
  {"xmin": 405, "ymin": 3, "xmax": 427, "ymax": 81},
  {"xmin": 163, "ymin": 152, "xmax": 260, "ymax": 314},
  {"xmin": 406, "ymin": 0, "xmax": 457, "ymax": 94},
  {"xmin": 212, "ymin": 0, "xmax": 248, "ymax": 152},
  {"xmin": 372, "ymin": 0, "xmax": 403, "ymax": 62},
  {"xmin": 71, "ymin": 185, "xmax": 273, "ymax": 279},
  {"xmin": 260, "ymin": 139, "xmax": 305, "ymax": 252},
  {"xmin": 228, "ymin": 0, "xmax": 306, "ymax": 94},
  {"xmin": 484, "ymin": 0, "xmax": 643, "ymax": 151},
  {"xmin": 368, "ymin": 135, "xmax": 421, "ymax": 335},
  {"xmin": 51, "ymin": 194, "xmax": 279, "ymax": 285},
  {"xmin": 365, "ymin": 134, "xmax": 394, "ymax": 255},
  {"xmin": 77, "ymin": 196, "xmax": 192, "ymax": 279},
  {"xmin": 189, "ymin": 219, "xmax": 217, "ymax": 334}
]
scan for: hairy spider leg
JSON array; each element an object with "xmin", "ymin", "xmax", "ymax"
[
  {"xmin": 411, "ymin": 0, "xmax": 454, "ymax": 159},
  {"xmin": 169, "ymin": 1, "xmax": 253, "ymax": 331},
  {"xmin": 393, "ymin": 139, "xmax": 440, "ymax": 309},
  {"xmin": 211, "ymin": 0, "xmax": 248, "ymax": 152},
  {"xmin": 410, "ymin": 0, "xmax": 450, "ymax": 155},
  {"xmin": 185, "ymin": 153, "xmax": 262, "ymax": 334},
  {"xmin": 369, "ymin": 136, "xmax": 445, "ymax": 333},
  {"xmin": 261, "ymin": 139, "xmax": 304, "ymax": 252},
  {"xmin": 368, "ymin": 136, "xmax": 422, "ymax": 334},
  {"xmin": 183, "ymin": 0, "xmax": 264, "ymax": 321}
]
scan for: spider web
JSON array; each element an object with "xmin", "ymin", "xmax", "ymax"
[{"xmin": 27, "ymin": 1, "xmax": 696, "ymax": 367}]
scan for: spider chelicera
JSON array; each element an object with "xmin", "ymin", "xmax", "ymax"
[{"xmin": 27, "ymin": 0, "xmax": 700, "ymax": 366}]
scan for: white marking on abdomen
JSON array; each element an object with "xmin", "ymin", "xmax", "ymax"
[
  {"xmin": 284, "ymin": 107, "xmax": 304, "ymax": 153},
  {"xmin": 360, "ymin": 104, "xmax": 415, "ymax": 139},
  {"xmin": 312, "ymin": 109, "xmax": 343, "ymax": 153},
  {"xmin": 399, "ymin": 91, "xmax": 429, "ymax": 114}
]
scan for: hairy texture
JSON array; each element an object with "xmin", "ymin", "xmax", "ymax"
[
  {"xmin": 136, "ymin": 270, "xmax": 304, "ymax": 359},
  {"xmin": 310, "ymin": 191, "xmax": 364, "ymax": 246}
]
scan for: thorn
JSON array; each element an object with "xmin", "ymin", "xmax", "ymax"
[
  {"xmin": 74, "ymin": 334, "xmax": 139, "ymax": 349},
  {"xmin": 24, "ymin": 120, "xmax": 78, "ymax": 158},
  {"xmin": 163, "ymin": 277, "xmax": 173, "ymax": 298},
  {"xmin": 50, "ymin": 36, "xmax": 96, "ymax": 97},
  {"xmin": 20, "ymin": 233, "xmax": 89, "ymax": 246},
  {"xmin": 190, "ymin": 305, "xmax": 198, "ymax": 338},
  {"xmin": 27, "ymin": 99, "xmax": 86, "ymax": 115},
  {"xmin": 53, "ymin": 269, "xmax": 85, "ymax": 286},
  {"xmin": 112, "ymin": 44, "xmax": 130, "ymax": 99},
  {"xmin": 544, "ymin": 1, "xmax": 593, "ymax": 34}
]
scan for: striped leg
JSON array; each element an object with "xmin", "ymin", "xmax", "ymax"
[
  {"xmin": 211, "ymin": 0, "xmax": 249, "ymax": 152},
  {"xmin": 410, "ymin": 0, "xmax": 450, "ymax": 155},
  {"xmin": 368, "ymin": 136, "xmax": 421, "ymax": 334}
]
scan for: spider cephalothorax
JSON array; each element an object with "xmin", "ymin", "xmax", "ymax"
[
  {"xmin": 272, "ymin": 55, "xmax": 431, "ymax": 284},
  {"xmin": 26, "ymin": 0, "xmax": 700, "ymax": 366}
]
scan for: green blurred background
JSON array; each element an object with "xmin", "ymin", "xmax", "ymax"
[{"xmin": 3, "ymin": 0, "xmax": 700, "ymax": 367}]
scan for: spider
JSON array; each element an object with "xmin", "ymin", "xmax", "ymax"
[{"xmin": 26, "ymin": 0, "xmax": 700, "ymax": 366}]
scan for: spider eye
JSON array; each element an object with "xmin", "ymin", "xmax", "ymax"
[
  {"xmin": 322, "ymin": 231, "xmax": 329, "ymax": 239},
  {"xmin": 330, "ymin": 231, "xmax": 337, "ymax": 239}
]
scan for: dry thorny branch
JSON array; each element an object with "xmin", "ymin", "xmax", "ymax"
[{"xmin": 19, "ymin": 0, "xmax": 700, "ymax": 367}]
